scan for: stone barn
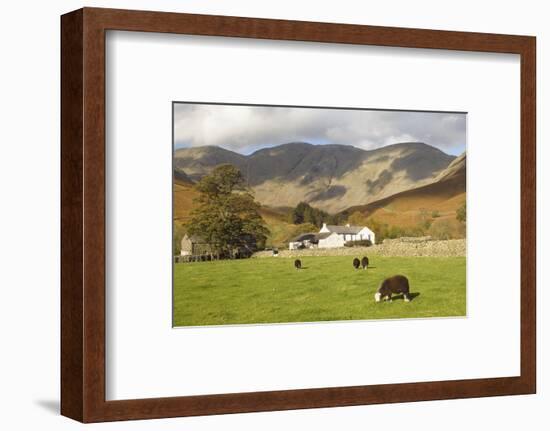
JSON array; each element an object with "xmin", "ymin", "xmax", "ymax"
[
  {"xmin": 180, "ymin": 234, "xmax": 215, "ymax": 256},
  {"xmin": 180, "ymin": 234, "xmax": 256, "ymax": 258}
]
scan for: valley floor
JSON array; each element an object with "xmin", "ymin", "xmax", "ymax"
[{"xmin": 173, "ymin": 255, "xmax": 466, "ymax": 327}]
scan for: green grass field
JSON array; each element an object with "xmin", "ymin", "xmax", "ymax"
[{"xmin": 173, "ymin": 256, "xmax": 466, "ymax": 326}]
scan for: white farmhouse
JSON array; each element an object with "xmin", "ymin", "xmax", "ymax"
[
  {"xmin": 288, "ymin": 223, "xmax": 376, "ymax": 250},
  {"xmin": 317, "ymin": 223, "xmax": 376, "ymax": 249}
]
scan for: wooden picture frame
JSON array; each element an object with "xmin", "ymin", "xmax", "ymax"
[{"xmin": 61, "ymin": 7, "xmax": 536, "ymax": 423}]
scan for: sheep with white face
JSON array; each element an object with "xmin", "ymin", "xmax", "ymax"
[{"xmin": 375, "ymin": 275, "xmax": 411, "ymax": 303}]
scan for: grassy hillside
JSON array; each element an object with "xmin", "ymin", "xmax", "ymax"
[
  {"xmin": 173, "ymin": 255, "xmax": 466, "ymax": 326},
  {"xmin": 173, "ymin": 179, "xmax": 200, "ymax": 226},
  {"xmin": 173, "ymin": 180, "xmax": 312, "ymax": 249},
  {"xmin": 258, "ymin": 207, "xmax": 294, "ymax": 248},
  {"xmin": 363, "ymin": 192, "xmax": 466, "ymax": 238},
  {"xmin": 344, "ymin": 161, "xmax": 466, "ymax": 239}
]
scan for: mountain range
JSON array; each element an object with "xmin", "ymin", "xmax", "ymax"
[
  {"xmin": 343, "ymin": 152, "xmax": 465, "ymax": 225},
  {"xmin": 174, "ymin": 142, "xmax": 462, "ymax": 213}
]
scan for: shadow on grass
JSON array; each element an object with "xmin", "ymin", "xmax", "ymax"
[{"xmin": 391, "ymin": 292, "xmax": 421, "ymax": 301}]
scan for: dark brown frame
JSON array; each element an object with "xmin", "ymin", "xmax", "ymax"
[{"xmin": 61, "ymin": 7, "xmax": 536, "ymax": 423}]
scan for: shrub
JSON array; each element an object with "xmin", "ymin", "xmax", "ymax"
[
  {"xmin": 456, "ymin": 202, "xmax": 467, "ymax": 223},
  {"xmin": 344, "ymin": 239, "xmax": 373, "ymax": 247},
  {"xmin": 419, "ymin": 219, "xmax": 432, "ymax": 231},
  {"xmin": 347, "ymin": 211, "xmax": 369, "ymax": 226},
  {"xmin": 429, "ymin": 219, "xmax": 453, "ymax": 240},
  {"xmin": 365, "ymin": 218, "xmax": 389, "ymax": 243}
]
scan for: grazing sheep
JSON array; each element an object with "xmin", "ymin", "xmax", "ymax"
[
  {"xmin": 353, "ymin": 258, "xmax": 360, "ymax": 269},
  {"xmin": 294, "ymin": 259, "xmax": 302, "ymax": 270},
  {"xmin": 361, "ymin": 256, "xmax": 369, "ymax": 270},
  {"xmin": 374, "ymin": 275, "xmax": 411, "ymax": 302}
]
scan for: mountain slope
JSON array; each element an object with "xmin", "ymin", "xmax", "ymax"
[
  {"xmin": 174, "ymin": 146, "xmax": 247, "ymax": 182},
  {"xmin": 173, "ymin": 179, "xmax": 200, "ymax": 225},
  {"xmin": 174, "ymin": 142, "xmax": 455, "ymax": 213},
  {"xmin": 343, "ymin": 153, "xmax": 466, "ymax": 235},
  {"xmin": 354, "ymin": 152, "xmax": 465, "ymax": 211}
]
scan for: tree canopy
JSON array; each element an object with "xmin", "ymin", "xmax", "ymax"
[
  {"xmin": 288, "ymin": 201, "xmax": 347, "ymax": 227},
  {"xmin": 289, "ymin": 201, "xmax": 329, "ymax": 227},
  {"xmin": 186, "ymin": 164, "xmax": 269, "ymax": 255},
  {"xmin": 456, "ymin": 202, "xmax": 467, "ymax": 223}
]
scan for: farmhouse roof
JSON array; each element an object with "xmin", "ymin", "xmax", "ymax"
[
  {"xmin": 316, "ymin": 232, "xmax": 333, "ymax": 240},
  {"xmin": 290, "ymin": 232, "xmax": 318, "ymax": 242},
  {"xmin": 290, "ymin": 232, "xmax": 335, "ymax": 242},
  {"xmin": 324, "ymin": 225, "xmax": 365, "ymax": 234}
]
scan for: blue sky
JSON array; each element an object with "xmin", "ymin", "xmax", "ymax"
[{"xmin": 174, "ymin": 103, "xmax": 467, "ymax": 156}]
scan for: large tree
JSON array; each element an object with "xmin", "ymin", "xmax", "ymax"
[
  {"xmin": 186, "ymin": 164, "xmax": 269, "ymax": 255},
  {"xmin": 289, "ymin": 201, "xmax": 330, "ymax": 227}
]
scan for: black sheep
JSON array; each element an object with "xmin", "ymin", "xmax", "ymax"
[
  {"xmin": 294, "ymin": 259, "xmax": 302, "ymax": 270},
  {"xmin": 361, "ymin": 256, "xmax": 369, "ymax": 270},
  {"xmin": 375, "ymin": 275, "xmax": 411, "ymax": 302},
  {"xmin": 353, "ymin": 258, "xmax": 360, "ymax": 269}
]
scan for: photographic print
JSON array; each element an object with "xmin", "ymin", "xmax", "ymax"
[{"xmin": 173, "ymin": 102, "xmax": 467, "ymax": 327}]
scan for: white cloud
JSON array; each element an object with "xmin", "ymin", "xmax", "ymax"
[{"xmin": 174, "ymin": 103, "xmax": 466, "ymax": 155}]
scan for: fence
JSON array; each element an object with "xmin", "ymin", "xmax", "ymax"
[
  {"xmin": 174, "ymin": 250, "xmax": 254, "ymax": 263},
  {"xmin": 174, "ymin": 253, "xmax": 221, "ymax": 263}
]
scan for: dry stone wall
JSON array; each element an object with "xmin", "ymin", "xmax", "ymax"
[{"xmin": 253, "ymin": 237, "xmax": 466, "ymax": 258}]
